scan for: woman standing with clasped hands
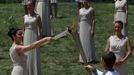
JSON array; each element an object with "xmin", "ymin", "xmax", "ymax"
[
  {"xmin": 79, "ymin": 0, "xmax": 96, "ymax": 63},
  {"xmin": 105, "ymin": 21, "xmax": 132, "ymax": 75}
]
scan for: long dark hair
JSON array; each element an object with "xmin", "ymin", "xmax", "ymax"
[{"xmin": 8, "ymin": 27, "xmax": 20, "ymax": 41}]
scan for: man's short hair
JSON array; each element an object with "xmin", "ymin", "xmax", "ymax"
[{"xmin": 102, "ymin": 51, "xmax": 116, "ymax": 68}]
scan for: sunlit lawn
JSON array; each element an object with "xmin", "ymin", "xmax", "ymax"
[{"xmin": 0, "ymin": 2, "xmax": 134, "ymax": 75}]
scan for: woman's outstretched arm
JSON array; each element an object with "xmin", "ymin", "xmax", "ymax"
[{"xmin": 16, "ymin": 37, "xmax": 52, "ymax": 54}]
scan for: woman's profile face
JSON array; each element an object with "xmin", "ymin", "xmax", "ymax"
[{"xmin": 14, "ymin": 30, "xmax": 23, "ymax": 42}]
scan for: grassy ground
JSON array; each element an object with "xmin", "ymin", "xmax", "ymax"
[{"xmin": 0, "ymin": 2, "xmax": 134, "ymax": 75}]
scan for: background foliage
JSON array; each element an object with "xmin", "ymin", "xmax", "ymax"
[{"xmin": 0, "ymin": 2, "xmax": 134, "ymax": 75}]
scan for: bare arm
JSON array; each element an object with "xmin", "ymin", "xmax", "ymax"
[
  {"xmin": 91, "ymin": 9, "xmax": 96, "ymax": 37},
  {"xmin": 105, "ymin": 38, "xmax": 110, "ymax": 52},
  {"xmin": 77, "ymin": 11, "xmax": 80, "ymax": 32},
  {"xmin": 37, "ymin": 15, "xmax": 43, "ymax": 39},
  {"xmin": 15, "ymin": 37, "xmax": 52, "ymax": 54},
  {"xmin": 122, "ymin": 38, "xmax": 132, "ymax": 62},
  {"xmin": 23, "ymin": 16, "xmax": 25, "ymax": 31},
  {"xmin": 125, "ymin": 1, "xmax": 128, "ymax": 25},
  {"xmin": 115, "ymin": 37, "xmax": 132, "ymax": 66},
  {"xmin": 114, "ymin": 1, "xmax": 116, "ymax": 23}
]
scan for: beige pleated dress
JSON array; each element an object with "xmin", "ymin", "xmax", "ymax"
[
  {"xmin": 79, "ymin": 7, "xmax": 96, "ymax": 63},
  {"xmin": 24, "ymin": 14, "xmax": 41, "ymax": 75},
  {"xmin": 36, "ymin": 0, "xmax": 52, "ymax": 36},
  {"xmin": 109, "ymin": 35, "xmax": 128, "ymax": 75},
  {"xmin": 10, "ymin": 44, "xmax": 28, "ymax": 75},
  {"xmin": 115, "ymin": 0, "xmax": 128, "ymax": 36}
]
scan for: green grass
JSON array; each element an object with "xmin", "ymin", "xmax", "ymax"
[{"xmin": 0, "ymin": 2, "xmax": 134, "ymax": 75}]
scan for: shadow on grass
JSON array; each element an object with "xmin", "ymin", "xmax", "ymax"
[
  {"xmin": 0, "ymin": 56, "xmax": 8, "ymax": 59},
  {"xmin": 56, "ymin": 15, "xmax": 67, "ymax": 19}
]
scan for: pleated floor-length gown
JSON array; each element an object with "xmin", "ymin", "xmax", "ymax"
[
  {"xmin": 36, "ymin": 0, "xmax": 52, "ymax": 36},
  {"xmin": 79, "ymin": 7, "xmax": 96, "ymax": 63},
  {"xmin": 24, "ymin": 14, "xmax": 41, "ymax": 75}
]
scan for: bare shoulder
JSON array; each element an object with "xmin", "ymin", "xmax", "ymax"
[{"xmin": 15, "ymin": 45, "xmax": 23, "ymax": 50}]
